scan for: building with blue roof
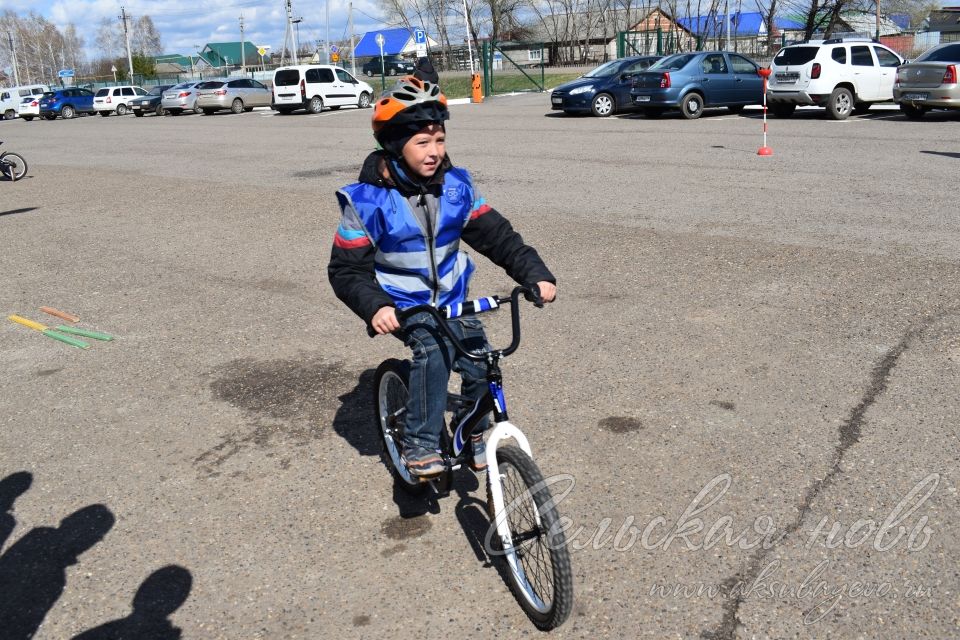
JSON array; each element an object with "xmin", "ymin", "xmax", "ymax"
[{"xmin": 353, "ymin": 28, "xmax": 439, "ymax": 58}]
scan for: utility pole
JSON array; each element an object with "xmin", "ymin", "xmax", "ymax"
[
  {"xmin": 876, "ymin": 0, "xmax": 881, "ymax": 39},
  {"xmin": 6, "ymin": 32, "xmax": 20, "ymax": 86},
  {"xmin": 120, "ymin": 6, "xmax": 134, "ymax": 82},
  {"xmin": 349, "ymin": 2, "xmax": 356, "ymax": 76},
  {"xmin": 282, "ymin": 0, "xmax": 298, "ymax": 65},
  {"xmin": 325, "ymin": 0, "xmax": 331, "ymax": 64},
  {"xmin": 240, "ymin": 14, "xmax": 247, "ymax": 74},
  {"xmin": 293, "ymin": 18, "xmax": 303, "ymax": 60}
]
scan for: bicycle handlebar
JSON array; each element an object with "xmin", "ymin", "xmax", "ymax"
[{"xmin": 367, "ymin": 284, "xmax": 543, "ymax": 361}]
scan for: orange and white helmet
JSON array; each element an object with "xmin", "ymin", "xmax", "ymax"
[{"xmin": 372, "ymin": 75, "xmax": 449, "ymax": 141}]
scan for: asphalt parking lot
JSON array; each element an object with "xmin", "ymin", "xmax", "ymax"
[{"xmin": 1, "ymin": 98, "xmax": 959, "ymax": 639}]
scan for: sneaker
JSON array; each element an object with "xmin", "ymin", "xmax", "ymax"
[
  {"xmin": 401, "ymin": 445, "xmax": 444, "ymax": 477},
  {"xmin": 470, "ymin": 432, "xmax": 487, "ymax": 472}
]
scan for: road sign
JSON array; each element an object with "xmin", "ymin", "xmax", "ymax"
[
  {"xmin": 413, "ymin": 28, "xmax": 426, "ymax": 44},
  {"xmin": 375, "ymin": 33, "xmax": 385, "ymax": 48},
  {"xmin": 331, "ymin": 52, "xmax": 340, "ymax": 63},
  {"xmin": 257, "ymin": 47, "xmax": 267, "ymax": 57},
  {"xmin": 57, "ymin": 69, "xmax": 75, "ymax": 78},
  {"xmin": 330, "ymin": 44, "xmax": 339, "ymax": 54}
]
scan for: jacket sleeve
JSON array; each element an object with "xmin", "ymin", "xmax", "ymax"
[
  {"xmin": 327, "ymin": 200, "xmax": 395, "ymax": 325},
  {"xmin": 460, "ymin": 191, "xmax": 556, "ymax": 287}
]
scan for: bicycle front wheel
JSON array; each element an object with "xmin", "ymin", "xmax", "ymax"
[
  {"xmin": 487, "ymin": 445, "xmax": 573, "ymax": 630},
  {"xmin": 1, "ymin": 152, "xmax": 27, "ymax": 181}
]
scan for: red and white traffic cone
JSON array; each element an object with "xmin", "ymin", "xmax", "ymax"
[{"xmin": 757, "ymin": 67, "xmax": 773, "ymax": 156}]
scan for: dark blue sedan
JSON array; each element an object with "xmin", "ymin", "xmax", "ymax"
[
  {"xmin": 551, "ymin": 56, "xmax": 661, "ymax": 117},
  {"xmin": 38, "ymin": 88, "xmax": 96, "ymax": 120},
  {"xmin": 630, "ymin": 51, "xmax": 764, "ymax": 119}
]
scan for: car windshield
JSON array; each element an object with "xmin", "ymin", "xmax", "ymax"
[
  {"xmin": 147, "ymin": 86, "xmax": 164, "ymax": 95},
  {"xmin": 41, "ymin": 92, "xmax": 55, "ymax": 99},
  {"xmin": 274, "ymin": 69, "xmax": 300, "ymax": 86},
  {"xmin": 774, "ymin": 46, "xmax": 819, "ymax": 65},
  {"xmin": 916, "ymin": 43, "xmax": 960, "ymax": 63},
  {"xmin": 170, "ymin": 82, "xmax": 194, "ymax": 91},
  {"xmin": 583, "ymin": 61, "xmax": 621, "ymax": 78},
  {"xmin": 650, "ymin": 54, "xmax": 696, "ymax": 71},
  {"xmin": 95, "ymin": 88, "xmax": 109, "ymax": 96}
]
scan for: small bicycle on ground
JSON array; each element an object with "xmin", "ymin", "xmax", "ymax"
[
  {"xmin": 373, "ymin": 285, "xmax": 573, "ymax": 630},
  {"xmin": 0, "ymin": 141, "xmax": 27, "ymax": 181}
]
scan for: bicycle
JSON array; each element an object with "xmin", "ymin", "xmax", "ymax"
[
  {"xmin": 373, "ymin": 285, "xmax": 573, "ymax": 630},
  {"xmin": 0, "ymin": 142, "xmax": 27, "ymax": 181}
]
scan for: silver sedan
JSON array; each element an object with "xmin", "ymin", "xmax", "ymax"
[
  {"xmin": 161, "ymin": 81, "xmax": 204, "ymax": 115},
  {"xmin": 894, "ymin": 42, "xmax": 960, "ymax": 119},
  {"xmin": 195, "ymin": 78, "xmax": 271, "ymax": 115}
]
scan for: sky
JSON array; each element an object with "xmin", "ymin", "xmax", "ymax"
[{"xmin": 0, "ymin": 0, "xmax": 402, "ymax": 60}]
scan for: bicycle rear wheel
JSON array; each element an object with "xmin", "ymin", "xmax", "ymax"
[
  {"xmin": 487, "ymin": 445, "xmax": 573, "ymax": 629},
  {"xmin": 374, "ymin": 359, "xmax": 427, "ymax": 494},
  {"xmin": 1, "ymin": 152, "xmax": 27, "ymax": 181}
]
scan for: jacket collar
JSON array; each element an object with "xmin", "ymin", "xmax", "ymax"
[{"xmin": 357, "ymin": 150, "xmax": 451, "ymax": 197}]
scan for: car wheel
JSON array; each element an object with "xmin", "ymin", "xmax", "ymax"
[
  {"xmin": 770, "ymin": 103, "xmax": 796, "ymax": 118},
  {"xmin": 231, "ymin": 98, "xmax": 244, "ymax": 114},
  {"xmin": 827, "ymin": 87, "xmax": 853, "ymax": 120},
  {"xmin": 900, "ymin": 104, "xmax": 926, "ymax": 119},
  {"xmin": 643, "ymin": 107, "xmax": 664, "ymax": 118},
  {"xmin": 590, "ymin": 93, "xmax": 615, "ymax": 117},
  {"xmin": 2, "ymin": 110, "xmax": 15, "ymax": 120},
  {"xmin": 680, "ymin": 92, "xmax": 704, "ymax": 119},
  {"xmin": 389, "ymin": 68, "xmax": 397, "ymax": 76},
  {"xmin": 308, "ymin": 96, "xmax": 324, "ymax": 114},
  {"xmin": 62, "ymin": 105, "xmax": 76, "ymax": 119},
  {"xmin": 134, "ymin": 111, "xmax": 144, "ymax": 117},
  {"xmin": 155, "ymin": 104, "xmax": 165, "ymax": 116},
  {"xmin": 116, "ymin": 104, "xmax": 127, "ymax": 116},
  {"xmin": 358, "ymin": 92, "xmax": 371, "ymax": 109},
  {"xmin": 365, "ymin": 69, "xmax": 373, "ymax": 77},
  {"xmin": 727, "ymin": 105, "xmax": 745, "ymax": 114},
  {"xmin": 192, "ymin": 100, "xmax": 199, "ymax": 113}
]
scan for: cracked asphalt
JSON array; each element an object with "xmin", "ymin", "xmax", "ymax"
[{"xmin": 1, "ymin": 99, "xmax": 958, "ymax": 639}]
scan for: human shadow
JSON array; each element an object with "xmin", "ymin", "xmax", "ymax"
[
  {"xmin": 0, "ymin": 471, "xmax": 33, "ymax": 551},
  {"xmin": 0, "ymin": 504, "xmax": 115, "ymax": 640},
  {"xmin": 72, "ymin": 565, "xmax": 193, "ymax": 640},
  {"xmin": 331, "ymin": 368, "xmax": 380, "ymax": 457}
]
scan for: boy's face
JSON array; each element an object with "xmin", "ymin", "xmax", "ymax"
[{"xmin": 401, "ymin": 123, "xmax": 446, "ymax": 178}]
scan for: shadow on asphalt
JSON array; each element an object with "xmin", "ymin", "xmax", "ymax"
[
  {"xmin": 921, "ymin": 150, "xmax": 960, "ymax": 159},
  {"xmin": 332, "ymin": 368, "xmax": 381, "ymax": 457},
  {"xmin": 0, "ymin": 471, "xmax": 192, "ymax": 640},
  {"xmin": 0, "ymin": 207, "xmax": 38, "ymax": 217}
]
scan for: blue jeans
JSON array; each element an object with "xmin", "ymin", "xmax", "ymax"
[{"xmin": 399, "ymin": 311, "xmax": 490, "ymax": 450}]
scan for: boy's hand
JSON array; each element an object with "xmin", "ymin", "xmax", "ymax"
[
  {"xmin": 537, "ymin": 281, "xmax": 557, "ymax": 303},
  {"xmin": 371, "ymin": 306, "xmax": 400, "ymax": 335}
]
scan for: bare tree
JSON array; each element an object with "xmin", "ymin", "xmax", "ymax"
[{"xmin": 131, "ymin": 15, "xmax": 163, "ymax": 56}]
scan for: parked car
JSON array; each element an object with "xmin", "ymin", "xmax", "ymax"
[
  {"xmin": 130, "ymin": 85, "xmax": 173, "ymax": 117},
  {"xmin": 893, "ymin": 42, "xmax": 960, "ymax": 119},
  {"xmin": 18, "ymin": 96, "xmax": 40, "ymax": 121},
  {"xmin": 94, "ymin": 85, "xmax": 148, "ymax": 116},
  {"xmin": 38, "ymin": 88, "xmax": 96, "ymax": 119},
  {"xmin": 630, "ymin": 51, "xmax": 764, "ymax": 119},
  {"xmin": 196, "ymin": 78, "xmax": 272, "ymax": 114},
  {"xmin": 550, "ymin": 55, "xmax": 661, "ymax": 117},
  {"xmin": 161, "ymin": 81, "xmax": 204, "ymax": 115},
  {"xmin": 1, "ymin": 84, "xmax": 49, "ymax": 120},
  {"xmin": 271, "ymin": 65, "xmax": 374, "ymax": 114},
  {"xmin": 766, "ymin": 37, "xmax": 904, "ymax": 120},
  {"xmin": 361, "ymin": 55, "xmax": 416, "ymax": 77}
]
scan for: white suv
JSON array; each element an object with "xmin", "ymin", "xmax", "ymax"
[
  {"xmin": 94, "ymin": 85, "xmax": 148, "ymax": 116},
  {"xmin": 767, "ymin": 37, "xmax": 904, "ymax": 119}
]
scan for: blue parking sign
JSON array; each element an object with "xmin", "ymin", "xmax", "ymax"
[{"xmin": 413, "ymin": 28, "xmax": 426, "ymax": 44}]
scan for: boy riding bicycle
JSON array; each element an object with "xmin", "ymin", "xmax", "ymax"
[{"xmin": 328, "ymin": 76, "xmax": 556, "ymax": 477}]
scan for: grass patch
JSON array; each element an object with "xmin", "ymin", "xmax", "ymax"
[{"xmin": 436, "ymin": 72, "xmax": 583, "ymax": 99}]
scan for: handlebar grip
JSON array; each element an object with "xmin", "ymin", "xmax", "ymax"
[{"xmin": 523, "ymin": 283, "xmax": 544, "ymax": 308}]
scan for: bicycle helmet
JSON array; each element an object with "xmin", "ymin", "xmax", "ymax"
[{"xmin": 372, "ymin": 75, "xmax": 449, "ymax": 156}]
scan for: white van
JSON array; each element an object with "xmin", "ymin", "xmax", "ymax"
[
  {"xmin": 271, "ymin": 65, "xmax": 374, "ymax": 114},
  {"xmin": 0, "ymin": 84, "xmax": 50, "ymax": 120},
  {"xmin": 93, "ymin": 85, "xmax": 148, "ymax": 116}
]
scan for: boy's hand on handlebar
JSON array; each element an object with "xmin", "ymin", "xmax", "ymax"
[
  {"xmin": 371, "ymin": 306, "xmax": 400, "ymax": 335},
  {"xmin": 536, "ymin": 281, "xmax": 557, "ymax": 303}
]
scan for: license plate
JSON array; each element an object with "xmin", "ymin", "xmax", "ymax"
[
  {"xmin": 635, "ymin": 95, "xmax": 651, "ymax": 102},
  {"xmin": 551, "ymin": 96, "xmax": 562, "ymax": 104},
  {"xmin": 903, "ymin": 93, "xmax": 928, "ymax": 101}
]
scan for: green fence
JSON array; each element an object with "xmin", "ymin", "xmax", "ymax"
[{"xmin": 480, "ymin": 41, "xmax": 547, "ymax": 97}]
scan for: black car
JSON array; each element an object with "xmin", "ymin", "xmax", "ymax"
[
  {"xmin": 361, "ymin": 56, "xmax": 416, "ymax": 78},
  {"xmin": 550, "ymin": 56, "xmax": 661, "ymax": 117},
  {"xmin": 130, "ymin": 85, "xmax": 173, "ymax": 117}
]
